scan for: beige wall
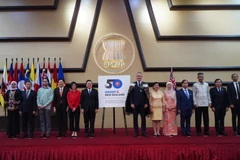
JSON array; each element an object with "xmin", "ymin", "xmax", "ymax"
[{"xmin": 0, "ymin": 0, "xmax": 239, "ymax": 129}]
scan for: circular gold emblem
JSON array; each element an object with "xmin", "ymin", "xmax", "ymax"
[{"xmin": 93, "ymin": 33, "xmax": 135, "ymax": 74}]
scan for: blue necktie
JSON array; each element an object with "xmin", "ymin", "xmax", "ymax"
[
  {"xmin": 88, "ymin": 89, "xmax": 91, "ymax": 95},
  {"xmin": 185, "ymin": 89, "xmax": 189, "ymax": 99}
]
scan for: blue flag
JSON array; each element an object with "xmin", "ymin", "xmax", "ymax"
[{"xmin": 58, "ymin": 62, "xmax": 64, "ymax": 81}]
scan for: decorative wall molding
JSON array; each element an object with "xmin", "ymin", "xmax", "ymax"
[
  {"xmin": 0, "ymin": 0, "xmax": 102, "ymax": 73},
  {"xmin": 0, "ymin": 0, "xmax": 79, "ymax": 42},
  {"xmin": 124, "ymin": 0, "xmax": 240, "ymax": 71},
  {"xmin": 146, "ymin": 0, "xmax": 240, "ymax": 41},
  {"xmin": 167, "ymin": 0, "xmax": 240, "ymax": 10},
  {"xmin": 0, "ymin": 0, "xmax": 59, "ymax": 11}
]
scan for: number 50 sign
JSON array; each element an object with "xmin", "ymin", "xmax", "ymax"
[{"xmin": 98, "ymin": 75, "xmax": 130, "ymax": 108}]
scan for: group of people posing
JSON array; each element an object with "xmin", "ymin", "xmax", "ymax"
[
  {"xmin": 128, "ymin": 72, "xmax": 240, "ymax": 137},
  {"xmin": 4, "ymin": 72, "xmax": 240, "ymax": 139},
  {"xmin": 4, "ymin": 78, "xmax": 98, "ymax": 139}
]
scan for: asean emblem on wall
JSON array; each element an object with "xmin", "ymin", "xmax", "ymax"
[{"xmin": 93, "ymin": 33, "xmax": 135, "ymax": 74}]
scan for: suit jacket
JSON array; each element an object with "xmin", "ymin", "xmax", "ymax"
[
  {"xmin": 227, "ymin": 82, "xmax": 240, "ymax": 106},
  {"xmin": 81, "ymin": 88, "xmax": 99, "ymax": 112},
  {"xmin": 210, "ymin": 87, "xmax": 228, "ymax": 109},
  {"xmin": 177, "ymin": 88, "xmax": 194, "ymax": 112},
  {"xmin": 20, "ymin": 90, "xmax": 37, "ymax": 113},
  {"xmin": 130, "ymin": 81, "xmax": 149, "ymax": 106},
  {"xmin": 54, "ymin": 87, "xmax": 69, "ymax": 109}
]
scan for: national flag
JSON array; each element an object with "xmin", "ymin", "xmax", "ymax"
[
  {"xmin": 0, "ymin": 63, "xmax": 8, "ymax": 108},
  {"xmin": 58, "ymin": 62, "xmax": 65, "ymax": 81},
  {"xmin": 41, "ymin": 61, "xmax": 47, "ymax": 84},
  {"xmin": 47, "ymin": 61, "xmax": 51, "ymax": 87},
  {"xmin": 25, "ymin": 62, "xmax": 30, "ymax": 82},
  {"xmin": 8, "ymin": 62, "xmax": 13, "ymax": 90},
  {"xmin": 34, "ymin": 62, "xmax": 41, "ymax": 92},
  {"xmin": 8, "ymin": 63, "xmax": 13, "ymax": 84},
  {"xmin": 18, "ymin": 62, "xmax": 25, "ymax": 91},
  {"xmin": 30, "ymin": 62, "xmax": 35, "ymax": 89},
  {"xmin": 169, "ymin": 67, "xmax": 177, "ymax": 90},
  {"xmin": 13, "ymin": 61, "xmax": 18, "ymax": 83},
  {"xmin": 51, "ymin": 61, "xmax": 57, "ymax": 89}
]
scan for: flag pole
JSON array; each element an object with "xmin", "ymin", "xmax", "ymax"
[{"xmin": 4, "ymin": 58, "xmax": 7, "ymax": 117}]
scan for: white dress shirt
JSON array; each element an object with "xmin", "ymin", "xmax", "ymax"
[{"xmin": 192, "ymin": 82, "xmax": 211, "ymax": 107}]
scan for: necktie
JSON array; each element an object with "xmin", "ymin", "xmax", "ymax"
[
  {"xmin": 185, "ymin": 89, "xmax": 189, "ymax": 99},
  {"xmin": 26, "ymin": 90, "xmax": 29, "ymax": 98},
  {"xmin": 60, "ymin": 88, "xmax": 63, "ymax": 97},
  {"xmin": 88, "ymin": 89, "xmax": 91, "ymax": 95},
  {"xmin": 218, "ymin": 88, "xmax": 221, "ymax": 92},
  {"xmin": 138, "ymin": 81, "xmax": 141, "ymax": 87}
]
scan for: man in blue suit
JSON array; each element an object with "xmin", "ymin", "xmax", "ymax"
[
  {"xmin": 210, "ymin": 78, "xmax": 229, "ymax": 136},
  {"xmin": 19, "ymin": 81, "xmax": 37, "ymax": 139},
  {"xmin": 177, "ymin": 79, "xmax": 194, "ymax": 137}
]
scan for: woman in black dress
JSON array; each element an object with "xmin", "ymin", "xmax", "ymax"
[{"xmin": 4, "ymin": 81, "xmax": 22, "ymax": 138}]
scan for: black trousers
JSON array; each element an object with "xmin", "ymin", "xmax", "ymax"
[
  {"xmin": 84, "ymin": 109, "xmax": 96, "ymax": 134},
  {"xmin": 69, "ymin": 107, "xmax": 80, "ymax": 132},
  {"xmin": 7, "ymin": 109, "xmax": 20, "ymax": 136},
  {"xmin": 180, "ymin": 111, "xmax": 192, "ymax": 134},
  {"xmin": 231, "ymin": 102, "xmax": 240, "ymax": 132},
  {"xmin": 133, "ymin": 106, "xmax": 146, "ymax": 135},
  {"xmin": 195, "ymin": 107, "xmax": 209, "ymax": 133},
  {"xmin": 56, "ymin": 104, "xmax": 67, "ymax": 134},
  {"xmin": 214, "ymin": 107, "xmax": 226, "ymax": 133},
  {"xmin": 22, "ymin": 112, "xmax": 35, "ymax": 135}
]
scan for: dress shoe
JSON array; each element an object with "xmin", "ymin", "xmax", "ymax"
[
  {"xmin": 204, "ymin": 132, "xmax": 212, "ymax": 136},
  {"xmin": 216, "ymin": 132, "xmax": 220, "ymax": 136},
  {"xmin": 62, "ymin": 133, "xmax": 67, "ymax": 137},
  {"xmin": 21, "ymin": 134, "xmax": 28, "ymax": 139},
  {"xmin": 85, "ymin": 133, "xmax": 89, "ymax": 137},
  {"xmin": 71, "ymin": 132, "xmax": 74, "ymax": 137},
  {"xmin": 186, "ymin": 133, "xmax": 192, "ymax": 137},
  {"xmin": 46, "ymin": 134, "xmax": 50, "ymax": 138},
  {"xmin": 90, "ymin": 133, "xmax": 95, "ymax": 137},
  {"xmin": 74, "ymin": 132, "xmax": 77, "ymax": 137},
  {"xmin": 157, "ymin": 133, "xmax": 161, "ymax": 136},
  {"xmin": 134, "ymin": 133, "xmax": 139, "ymax": 137},
  {"xmin": 29, "ymin": 134, "xmax": 33, "ymax": 139},
  {"xmin": 182, "ymin": 133, "xmax": 186, "ymax": 136},
  {"xmin": 13, "ymin": 135, "xmax": 17, "ymax": 139},
  {"xmin": 7, "ymin": 135, "xmax": 12, "ymax": 138},
  {"xmin": 220, "ymin": 132, "xmax": 227, "ymax": 136},
  {"xmin": 39, "ymin": 134, "xmax": 45, "ymax": 138},
  {"xmin": 197, "ymin": 132, "xmax": 201, "ymax": 136},
  {"xmin": 234, "ymin": 131, "xmax": 239, "ymax": 136},
  {"xmin": 142, "ymin": 133, "xmax": 148, "ymax": 137}
]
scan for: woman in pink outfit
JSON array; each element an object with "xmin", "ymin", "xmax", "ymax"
[{"xmin": 163, "ymin": 82, "xmax": 178, "ymax": 136}]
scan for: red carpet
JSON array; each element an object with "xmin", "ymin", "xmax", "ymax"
[{"xmin": 0, "ymin": 127, "xmax": 240, "ymax": 160}]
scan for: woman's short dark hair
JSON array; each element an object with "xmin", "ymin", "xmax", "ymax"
[
  {"xmin": 214, "ymin": 78, "xmax": 222, "ymax": 83},
  {"xmin": 181, "ymin": 79, "xmax": 188, "ymax": 84},
  {"xmin": 152, "ymin": 82, "xmax": 159, "ymax": 88},
  {"xmin": 70, "ymin": 81, "xmax": 77, "ymax": 89}
]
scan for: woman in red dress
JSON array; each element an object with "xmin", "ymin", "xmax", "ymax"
[{"xmin": 67, "ymin": 82, "xmax": 81, "ymax": 137}]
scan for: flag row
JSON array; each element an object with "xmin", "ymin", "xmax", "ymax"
[{"xmin": 0, "ymin": 59, "xmax": 65, "ymax": 107}]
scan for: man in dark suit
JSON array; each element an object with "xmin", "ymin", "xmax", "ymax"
[
  {"xmin": 53, "ymin": 79, "xmax": 69, "ymax": 137},
  {"xmin": 130, "ymin": 72, "xmax": 149, "ymax": 137},
  {"xmin": 81, "ymin": 80, "xmax": 99, "ymax": 137},
  {"xmin": 19, "ymin": 81, "xmax": 37, "ymax": 139},
  {"xmin": 227, "ymin": 73, "xmax": 240, "ymax": 136},
  {"xmin": 177, "ymin": 79, "xmax": 194, "ymax": 137},
  {"xmin": 210, "ymin": 78, "xmax": 229, "ymax": 136}
]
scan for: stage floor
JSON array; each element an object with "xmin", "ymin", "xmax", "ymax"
[{"xmin": 0, "ymin": 127, "xmax": 240, "ymax": 160}]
